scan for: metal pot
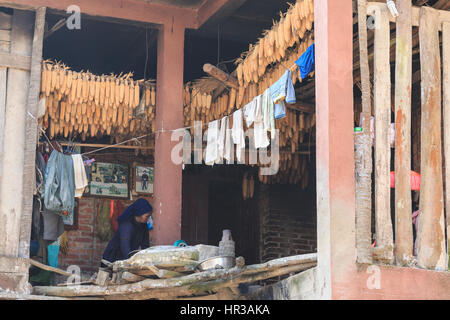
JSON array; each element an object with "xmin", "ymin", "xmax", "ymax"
[{"xmin": 196, "ymin": 256, "xmax": 236, "ymax": 271}]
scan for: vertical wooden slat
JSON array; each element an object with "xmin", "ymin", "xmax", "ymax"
[
  {"xmin": 0, "ymin": 12, "xmax": 11, "ymax": 179},
  {"xmin": 355, "ymin": 0, "xmax": 373, "ymax": 264},
  {"xmin": 418, "ymin": 7, "xmax": 446, "ymax": 270},
  {"xmin": 18, "ymin": 7, "xmax": 46, "ymax": 258},
  {"xmin": 442, "ymin": 21, "xmax": 450, "ymax": 269},
  {"xmin": 373, "ymin": 5, "xmax": 394, "ymax": 263},
  {"xmin": 394, "ymin": 0, "xmax": 414, "ymax": 266}
]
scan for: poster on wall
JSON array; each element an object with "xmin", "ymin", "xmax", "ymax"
[
  {"xmin": 135, "ymin": 165, "xmax": 154, "ymax": 194},
  {"xmin": 88, "ymin": 162, "xmax": 129, "ymax": 198}
]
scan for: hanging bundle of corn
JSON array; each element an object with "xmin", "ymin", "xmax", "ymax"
[
  {"xmin": 40, "ymin": 61, "xmax": 156, "ymax": 144},
  {"xmin": 234, "ymin": 0, "xmax": 315, "ymax": 89},
  {"xmin": 59, "ymin": 231, "xmax": 69, "ymax": 255}
]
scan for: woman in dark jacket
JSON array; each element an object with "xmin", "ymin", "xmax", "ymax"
[{"xmin": 102, "ymin": 198, "xmax": 152, "ymax": 264}]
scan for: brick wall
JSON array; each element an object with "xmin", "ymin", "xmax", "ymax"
[
  {"xmin": 59, "ymin": 198, "xmax": 109, "ymax": 274},
  {"xmin": 259, "ymin": 181, "xmax": 317, "ymax": 263}
]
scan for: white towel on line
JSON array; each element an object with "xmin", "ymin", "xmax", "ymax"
[
  {"xmin": 72, "ymin": 154, "xmax": 88, "ymax": 198},
  {"xmin": 243, "ymin": 99, "xmax": 257, "ymax": 128},
  {"xmin": 216, "ymin": 117, "xmax": 227, "ymax": 164},
  {"xmin": 232, "ymin": 109, "xmax": 245, "ymax": 162},
  {"xmin": 254, "ymin": 95, "xmax": 270, "ymax": 149},
  {"xmin": 262, "ymin": 88, "xmax": 276, "ymax": 139},
  {"xmin": 224, "ymin": 118, "xmax": 233, "ymax": 164},
  {"xmin": 205, "ymin": 120, "xmax": 219, "ymax": 166}
]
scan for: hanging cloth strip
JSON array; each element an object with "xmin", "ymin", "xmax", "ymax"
[
  {"xmin": 205, "ymin": 120, "xmax": 219, "ymax": 166},
  {"xmin": 72, "ymin": 154, "xmax": 89, "ymax": 198},
  {"xmin": 270, "ymin": 70, "xmax": 296, "ymax": 119},
  {"xmin": 253, "ymin": 95, "xmax": 270, "ymax": 149},
  {"xmin": 295, "ymin": 43, "xmax": 315, "ymax": 80},
  {"xmin": 223, "ymin": 117, "xmax": 233, "ymax": 164},
  {"xmin": 262, "ymin": 88, "xmax": 276, "ymax": 139},
  {"xmin": 217, "ymin": 117, "xmax": 227, "ymax": 164},
  {"xmin": 232, "ymin": 109, "xmax": 245, "ymax": 162}
]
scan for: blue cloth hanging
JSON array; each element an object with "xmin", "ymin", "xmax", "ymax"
[
  {"xmin": 270, "ymin": 70, "xmax": 296, "ymax": 119},
  {"xmin": 47, "ymin": 244, "xmax": 60, "ymax": 268},
  {"xmin": 295, "ymin": 43, "xmax": 315, "ymax": 80}
]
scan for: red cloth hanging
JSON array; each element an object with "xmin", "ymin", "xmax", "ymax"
[
  {"xmin": 390, "ymin": 170, "xmax": 421, "ymax": 191},
  {"xmin": 110, "ymin": 200, "xmax": 124, "ymax": 233}
]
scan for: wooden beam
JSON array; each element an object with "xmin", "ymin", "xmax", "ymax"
[
  {"xmin": 19, "ymin": 7, "xmax": 46, "ymax": 258},
  {"xmin": 32, "ymin": 254, "xmax": 317, "ymax": 298},
  {"xmin": 0, "ymin": 30, "xmax": 11, "ymax": 42},
  {"xmin": 27, "ymin": 258, "xmax": 71, "ymax": 277},
  {"xmin": 0, "ymin": 0, "xmax": 197, "ymax": 29},
  {"xmin": 418, "ymin": 7, "xmax": 447, "ymax": 270},
  {"xmin": 0, "ymin": 14, "xmax": 9, "ymax": 179},
  {"xmin": 0, "ymin": 51, "xmax": 31, "ymax": 70},
  {"xmin": 286, "ymin": 101, "xmax": 315, "ymax": 114},
  {"xmin": 203, "ymin": 63, "xmax": 238, "ymax": 89},
  {"xmin": 444, "ymin": 22, "xmax": 450, "ymax": 270},
  {"xmin": 366, "ymin": 2, "xmax": 450, "ymax": 30},
  {"xmin": 355, "ymin": 0, "xmax": 373, "ymax": 265},
  {"xmin": 38, "ymin": 141, "xmax": 153, "ymax": 150},
  {"xmin": 394, "ymin": 0, "xmax": 414, "ymax": 266},
  {"xmin": 372, "ymin": 5, "xmax": 394, "ymax": 264}
]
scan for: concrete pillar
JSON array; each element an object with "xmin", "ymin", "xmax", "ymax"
[
  {"xmin": 0, "ymin": 9, "xmax": 34, "ymax": 294},
  {"xmin": 314, "ymin": 0, "xmax": 355, "ymax": 299},
  {"xmin": 152, "ymin": 21, "xmax": 185, "ymax": 245}
]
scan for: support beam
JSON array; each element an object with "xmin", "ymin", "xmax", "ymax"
[
  {"xmin": 196, "ymin": 0, "xmax": 245, "ymax": 28},
  {"xmin": 203, "ymin": 63, "xmax": 238, "ymax": 89},
  {"xmin": 0, "ymin": 9, "xmax": 34, "ymax": 294},
  {"xmin": 444, "ymin": 22, "xmax": 450, "ymax": 270},
  {"xmin": 0, "ymin": 51, "xmax": 31, "ymax": 70},
  {"xmin": 0, "ymin": 12, "xmax": 11, "ymax": 180},
  {"xmin": 0, "ymin": 0, "xmax": 197, "ymax": 28},
  {"xmin": 0, "ymin": 0, "xmax": 241, "ymax": 30},
  {"xmin": 19, "ymin": 6, "xmax": 46, "ymax": 259},
  {"xmin": 355, "ymin": 0, "xmax": 373, "ymax": 265},
  {"xmin": 394, "ymin": 0, "xmax": 414, "ymax": 266},
  {"xmin": 418, "ymin": 6, "xmax": 446, "ymax": 271},
  {"xmin": 314, "ymin": 0, "xmax": 355, "ymax": 299},
  {"xmin": 286, "ymin": 101, "xmax": 315, "ymax": 114},
  {"xmin": 366, "ymin": 2, "xmax": 450, "ymax": 30},
  {"xmin": 372, "ymin": 4, "xmax": 394, "ymax": 264},
  {"xmin": 153, "ymin": 22, "xmax": 185, "ymax": 245}
]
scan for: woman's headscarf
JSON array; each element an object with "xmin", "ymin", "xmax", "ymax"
[{"xmin": 117, "ymin": 198, "xmax": 152, "ymax": 224}]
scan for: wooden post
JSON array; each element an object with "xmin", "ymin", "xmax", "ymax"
[
  {"xmin": 355, "ymin": 0, "xmax": 373, "ymax": 264},
  {"xmin": 442, "ymin": 21, "xmax": 450, "ymax": 269},
  {"xmin": 418, "ymin": 7, "xmax": 447, "ymax": 270},
  {"xmin": 0, "ymin": 11, "xmax": 11, "ymax": 180},
  {"xmin": 19, "ymin": 7, "xmax": 46, "ymax": 259},
  {"xmin": 203, "ymin": 63, "xmax": 239, "ymax": 89},
  {"xmin": 0, "ymin": 9, "xmax": 34, "ymax": 257},
  {"xmin": 372, "ymin": 5, "xmax": 394, "ymax": 263},
  {"xmin": 394, "ymin": 0, "xmax": 414, "ymax": 266}
]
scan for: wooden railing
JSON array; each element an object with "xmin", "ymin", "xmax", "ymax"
[{"xmin": 355, "ymin": 1, "xmax": 449, "ymax": 271}]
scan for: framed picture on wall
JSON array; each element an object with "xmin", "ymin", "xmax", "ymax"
[
  {"xmin": 134, "ymin": 164, "xmax": 154, "ymax": 195},
  {"xmin": 88, "ymin": 162, "xmax": 129, "ymax": 198}
]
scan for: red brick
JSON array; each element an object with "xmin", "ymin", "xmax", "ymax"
[
  {"xmin": 78, "ymin": 226, "xmax": 93, "ymax": 232},
  {"xmin": 74, "ymin": 237, "xmax": 93, "ymax": 243}
]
